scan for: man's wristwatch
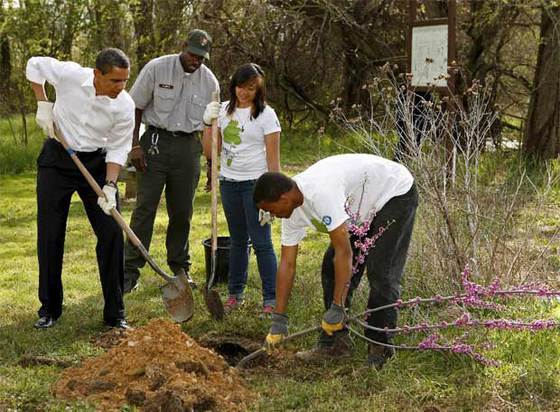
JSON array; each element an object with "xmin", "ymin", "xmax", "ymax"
[{"xmin": 105, "ymin": 180, "xmax": 117, "ymax": 188}]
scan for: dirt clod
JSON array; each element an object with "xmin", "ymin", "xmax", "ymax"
[
  {"xmin": 87, "ymin": 380, "xmax": 116, "ymax": 393},
  {"xmin": 18, "ymin": 355, "xmax": 72, "ymax": 368},
  {"xmin": 125, "ymin": 387, "xmax": 146, "ymax": 406},
  {"xmin": 142, "ymin": 390, "xmax": 184, "ymax": 412},
  {"xmin": 175, "ymin": 359, "xmax": 210, "ymax": 376},
  {"xmin": 53, "ymin": 318, "xmax": 255, "ymax": 411}
]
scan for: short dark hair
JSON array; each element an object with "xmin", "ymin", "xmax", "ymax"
[
  {"xmin": 95, "ymin": 48, "xmax": 130, "ymax": 74},
  {"xmin": 253, "ymin": 172, "xmax": 295, "ymax": 204},
  {"xmin": 227, "ymin": 63, "xmax": 266, "ymax": 119}
]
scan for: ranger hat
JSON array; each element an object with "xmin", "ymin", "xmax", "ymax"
[{"xmin": 186, "ymin": 29, "xmax": 212, "ymax": 60}]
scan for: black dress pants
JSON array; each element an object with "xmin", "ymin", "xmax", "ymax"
[
  {"xmin": 36, "ymin": 139, "xmax": 125, "ymax": 322},
  {"xmin": 320, "ymin": 183, "xmax": 418, "ymax": 345}
]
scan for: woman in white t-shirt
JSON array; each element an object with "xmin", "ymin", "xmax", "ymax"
[{"xmin": 202, "ymin": 63, "xmax": 280, "ymax": 316}]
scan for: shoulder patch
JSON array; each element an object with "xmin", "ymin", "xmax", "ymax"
[{"xmin": 322, "ymin": 216, "xmax": 332, "ymax": 225}]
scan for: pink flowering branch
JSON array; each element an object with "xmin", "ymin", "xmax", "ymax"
[
  {"xmin": 346, "ymin": 265, "xmax": 560, "ymax": 366},
  {"xmin": 343, "ymin": 189, "xmax": 560, "ymax": 367},
  {"xmin": 344, "ymin": 199, "xmax": 394, "ymax": 274}
]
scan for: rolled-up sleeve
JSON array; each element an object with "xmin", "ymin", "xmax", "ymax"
[
  {"xmin": 26, "ymin": 56, "xmax": 78, "ymax": 86},
  {"xmin": 105, "ymin": 104, "xmax": 135, "ymax": 165},
  {"xmin": 129, "ymin": 62, "xmax": 155, "ymax": 109}
]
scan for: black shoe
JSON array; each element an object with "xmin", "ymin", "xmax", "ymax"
[
  {"xmin": 104, "ymin": 318, "xmax": 131, "ymax": 330},
  {"xmin": 123, "ymin": 280, "xmax": 138, "ymax": 294},
  {"xmin": 367, "ymin": 344, "xmax": 395, "ymax": 370},
  {"xmin": 174, "ymin": 268, "xmax": 197, "ymax": 290},
  {"xmin": 34, "ymin": 316, "xmax": 57, "ymax": 329}
]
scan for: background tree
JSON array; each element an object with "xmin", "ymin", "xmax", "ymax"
[
  {"xmin": 523, "ymin": 4, "xmax": 560, "ymax": 159},
  {"xmin": 0, "ymin": 0, "xmax": 554, "ymax": 158}
]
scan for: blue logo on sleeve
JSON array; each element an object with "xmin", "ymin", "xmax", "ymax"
[{"xmin": 322, "ymin": 216, "xmax": 332, "ymax": 226}]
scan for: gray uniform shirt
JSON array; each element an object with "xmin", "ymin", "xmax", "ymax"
[{"xmin": 130, "ymin": 54, "xmax": 219, "ymax": 133}]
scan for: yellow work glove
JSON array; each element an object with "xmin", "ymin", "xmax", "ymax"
[
  {"xmin": 321, "ymin": 303, "xmax": 346, "ymax": 336},
  {"xmin": 265, "ymin": 313, "xmax": 288, "ymax": 352}
]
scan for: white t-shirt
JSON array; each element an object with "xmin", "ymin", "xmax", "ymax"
[
  {"xmin": 218, "ymin": 101, "xmax": 281, "ymax": 180},
  {"xmin": 281, "ymin": 154, "xmax": 414, "ymax": 246}
]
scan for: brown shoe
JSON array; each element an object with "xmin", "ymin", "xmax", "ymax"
[
  {"xmin": 367, "ymin": 343, "xmax": 394, "ymax": 370},
  {"xmin": 296, "ymin": 333, "xmax": 352, "ymax": 361}
]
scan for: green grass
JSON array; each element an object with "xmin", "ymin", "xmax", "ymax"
[
  {"xmin": 2, "ymin": 120, "xmax": 560, "ymax": 410},
  {"xmin": 0, "ymin": 114, "xmax": 44, "ymax": 174}
]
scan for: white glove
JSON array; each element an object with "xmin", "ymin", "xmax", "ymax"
[
  {"xmin": 97, "ymin": 185, "xmax": 117, "ymax": 215},
  {"xmin": 258, "ymin": 209, "xmax": 274, "ymax": 226},
  {"xmin": 35, "ymin": 101, "xmax": 56, "ymax": 139},
  {"xmin": 203, "ymin": 101, "xmax": 220, "ymax": 126}
]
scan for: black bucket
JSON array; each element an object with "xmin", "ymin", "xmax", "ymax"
[{"xmin": 202, "ymin": 237, "xmax": 231, "ymax": 286}]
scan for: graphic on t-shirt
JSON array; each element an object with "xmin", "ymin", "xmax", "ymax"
[
  {"xmin": 311, "ymin": 217, "xmax": 329, "ymax": 233},
  {"xmin": 223, "ymin": 120, "xmax": 242, "ymax": 145},
  {"xmin": 222, "ymin": 119, "xmax": 242, "ymax": 166}
]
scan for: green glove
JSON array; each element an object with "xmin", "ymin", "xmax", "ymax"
[
  {"xmin": 321, "ymin": 303, "xmax": 346, "ymax": 335},
  {"xmin": 265, "ymin": 313, "xmax": 288, "ymax": 352}
]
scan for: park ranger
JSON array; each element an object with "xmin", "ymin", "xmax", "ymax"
[
  {"xmin": 27, "ymin": 48, "xmax": 135, "ymax": 330},
  {"xmin": 124, "ymin": 29, "xmax": 220, "ymax": 293}
]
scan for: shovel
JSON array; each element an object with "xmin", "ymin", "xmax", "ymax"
[
  {"xmin": 53, "ymin": 125, "xmax": 194, "ymax": 323},
  {"xmin": 202, "ymin": 91, "xmax": 225, "ymax": 320}
]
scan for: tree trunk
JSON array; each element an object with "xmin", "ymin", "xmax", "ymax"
[
  {"xmin": 523, "ymin": 6, "xmax": 560, "ymax": 159},
  {"xmin": 0, "ymin": 3, "xmax": 11, "ymax": 111},
  {"xmin": 60, "ymin": 1, "xmax": 78, "ymax": 59},
  {"xmin": 131, "ymin": 0, "xmax": 155, "ymax": 71}
]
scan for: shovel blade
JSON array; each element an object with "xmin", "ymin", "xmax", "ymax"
[
  {"xmin": 160, "ymin": 277, "xmax": 194, "ymax": 323},
  {"xmin": 203, "ymin": 288, "xmax": 224, "ymax": 320}
]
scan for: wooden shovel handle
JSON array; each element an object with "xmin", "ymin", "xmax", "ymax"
[
  {"xmin": 53, "ymin": 124, "xmax": 174, "ymax": 283},
  {"xmin": 208, "ymin": 91, "xmax": 220, "ymax": 288}
]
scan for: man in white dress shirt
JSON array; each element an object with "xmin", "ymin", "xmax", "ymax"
[{"xmin": 26, "ymin": 48, "xmax": 135, "ymax": 329}]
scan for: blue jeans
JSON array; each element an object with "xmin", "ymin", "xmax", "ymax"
[{"xmin": 219, "ymin": 179, "xmax": 277, "ymax": 306}]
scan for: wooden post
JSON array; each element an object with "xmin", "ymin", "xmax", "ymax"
[{"xmin": 407, "ymin": 0, "xmax": 458, "ymax": 181}]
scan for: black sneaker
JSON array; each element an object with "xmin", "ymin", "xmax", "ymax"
[
  {"xmin": 123, "ymin": 280, "xmax": 138, "ymax": 294},
  {"xmin": 174, "ymin": 268, "xmax": 197, "ymax": 290},
  {"xmin": 367, "ymin": 344, "xmax": 395, "ymax": 370},
  {"xmin": 34, "ymin": 315, "xmax": 57, "ymax": 329},
  {"xmin": 104, "ymin": 318, "xmax": 131, "ymax": 330}
]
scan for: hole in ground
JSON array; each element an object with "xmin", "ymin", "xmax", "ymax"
[{"xmin": 197, "ymin": 333, "xmax": 262, "ymax": 366}]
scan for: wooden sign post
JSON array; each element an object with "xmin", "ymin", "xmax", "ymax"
[{"xmin": 407, "ymin": 0, "xmax": 457, "ymax": 180}]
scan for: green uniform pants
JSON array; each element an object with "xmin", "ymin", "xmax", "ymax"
[{"xmin": 124, "ymin": 127, "xmax": 201, "ymax": 287}]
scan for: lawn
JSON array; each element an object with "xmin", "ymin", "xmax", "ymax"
[{"xmin": 1, "ymin": 120, "xmax": 560, "ymax": 411}]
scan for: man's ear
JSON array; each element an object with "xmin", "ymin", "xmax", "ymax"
[
  {"xmin": 279, "ymin": 192, "xmax": 291, "ymax": 203},
  {"xmin": 93, "ymin": 68, "xmax": 101, "ymax": 78}
]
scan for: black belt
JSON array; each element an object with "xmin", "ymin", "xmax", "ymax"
[{"xmin": 147, "ymin": 126, "xmax": 197, "ymax": 137}]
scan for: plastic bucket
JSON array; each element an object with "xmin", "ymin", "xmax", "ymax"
[{"xmin": 202, "ymin": 237, "xmax": 231, "ymax": 285}]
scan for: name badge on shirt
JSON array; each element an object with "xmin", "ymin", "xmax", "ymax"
[{"xmin": 158, "ymin": 83, "xmax": 174, "ymax": 89}]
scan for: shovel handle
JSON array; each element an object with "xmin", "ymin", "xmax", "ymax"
[
  {"xmin": 236, "ymin": 308, "xmax": 375, "ymax": 368},
  {"xmin": 53, "ymin": 125, "xmax": 175, "ymax": 283},
  {"xmin": 208, "ymin": 90, "xmax": 220, "ymax": 288}
]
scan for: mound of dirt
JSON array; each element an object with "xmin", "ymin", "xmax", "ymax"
[{"xmin": 53, "ymin": 319, "xmax": 255, "ymax": 411}]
